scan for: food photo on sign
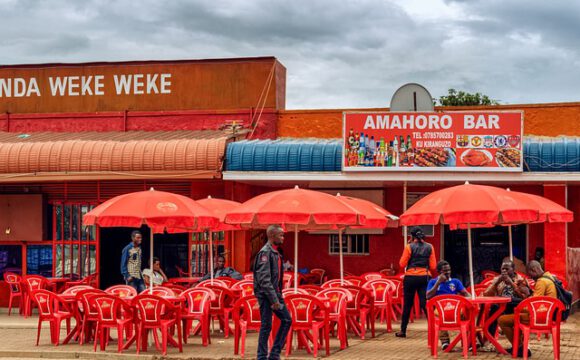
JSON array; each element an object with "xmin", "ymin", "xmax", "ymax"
[{"xmin": 343, "ymin": 111, "xmax": 523, "ymax": 171}]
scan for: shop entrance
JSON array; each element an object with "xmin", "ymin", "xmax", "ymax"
[
  {"xmin": 99, "ymin": 227, "xmax": 189, "ymax": 289},
  {"xmin": 443, "ymin": 225, "xmax": 526, "ymax": 286}
]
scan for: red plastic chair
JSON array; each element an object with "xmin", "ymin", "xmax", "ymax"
[
  {"xmin": 242, "ymin": 272, "xmax": 253, "ymax": 280},
  {"xmin": 21, "ymin": 275, "xmax": 48, "ymax": 317},
  {"xmin": 64, "ymin": 275, "xmax": 93, "ymax": 290},
  {"xmin": 30, "ymin": 289, "xmax": 73, "ymax": 346},
  {"xmin": 62, "ymin": 285, "xmax": 94, "ymax": 296},
  {"xmin": 92, "ymin": 294, "xmax": 135, "ymax": 353},
  {"xmin": 283, "ymin": 272, "xmax": 303, "ymax": 289},
  {"xmin": 343, "ymin": 285, "xmax": 375, "ymax": 339},
  {"xmin": 285, "ymin": 293, "xmax": 330, "ymax": 358},
  {"xmin": 481, "ymin": 270, "xmax": 499, "ymax": 279},
  {"xmin": 478, "ymin": 277, "xmax": 495, "ymax": 286},
  {"xmin": 321, "ymin": 279, "xmax": 352, "ymax": 289},
  {"xmin": 384, "ymin": 277, "xmax": 404, "ymax": 321},
  {"xmin": 344, "ymin": 276, "xmax": 364, "ymax": 286},
  {"xmin": 197, "ymin": 279, "xmax": 228, "ymax": 288},
  {"xmin": 300, "ymin": 285, "xmax": 322, "ymax": 295},
  {"xmin": 141, "ymin": 286, "xmax": 175, "ymax": 297},
  {"xmin": 283, "ymin": 288, "xmax": 309, "ymax": 296},
  {"xmin": 132, "ymin": 294, "xmax": 183, "ymax": 355},
  {"xmin": 233, "ymin": 296, "xmax": 262, "ymax": 357},
  {"xmin": 181, "ymin": 288, "xmax": 214, "ymax": 346},
  {"xmin": 163, "ymin": 283, "xmax": 187, "ymax": 294},
  {"xmin": 105, "ymin": 285, "xmax": 137, "ymax": 299},
  {"xmin": 363, "ymin": 279, "xmax": 395, "ymax": 332},
  {"xmin": 231, "ymin": 280, "xmax": 254, "ymax": 297},
  {"xmin": 203, "ymin": 284, "xmax": 236, "ymax": 338},
  {"xmin": 361, "ymin": 272, "xmax": 384, "ymax": 281},
  {"xmin": 3, "ymin": 272, "xmax": 23, "ymax": 316},
  {"xmin": 175, "ymin": 265, "xmax": 189, "ymax": 277},
  {"xmin": 310, "ymin": 268, "xmax": 326, "ymax": 285},
  {"xmin": 426, "ymin": 295, "xmax": 476, "ymax": 359},
  {"xmin": 316, "ymin": 288, "xmax": 350, "ymax": 350},
  {"xmin": 512, "ymin": 297, "xmax": 565, "ymax": 360},
  {"xmin": 215, "ymin": 277, "xmax": 239, "ymax": 287},
  {"xmin": 76, "ymin": 289, "xmax": 107, "ymax": 345}
]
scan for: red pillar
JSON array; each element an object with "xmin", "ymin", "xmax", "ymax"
[{"xmin": 543, "ymin": 185, "xmax": 567, "ymax": 278}]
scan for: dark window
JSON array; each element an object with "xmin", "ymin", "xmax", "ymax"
[
  {"xmin": 0, "ymin": 245, "xmax": 23, "ymax": 277},
  {"xmin": 26, "ymin": 245, "xmax": 53, "ymax": 277},
  {"xmin": 329, "ymin": 234, "xmax": 370, "ymax": 255}
]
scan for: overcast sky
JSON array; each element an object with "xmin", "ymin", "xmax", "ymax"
[{"xmin": 1, "ymin": 0, "xmax": 579, "ymax": 109}]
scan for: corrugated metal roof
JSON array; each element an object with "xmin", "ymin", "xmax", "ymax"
[
  {"xmin": 524, "ymin": 137, "xmax": 580, "ymax": 172},
  {"xmin": 0, "ymin": 131, "xmax": 229, "ymax": 177},
  {"xmin": 226, "ymin": 139, "xmax": 341, "ymax": 172}
]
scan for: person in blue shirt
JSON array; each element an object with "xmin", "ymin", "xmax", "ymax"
[{"xmin": 426, "ymin": 260, "xmax": 470, "ymax": 350}]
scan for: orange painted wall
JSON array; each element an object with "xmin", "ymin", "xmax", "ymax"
[{"xmin": 278, "ymin": 102, "xmax": 580, "ymax": 138}]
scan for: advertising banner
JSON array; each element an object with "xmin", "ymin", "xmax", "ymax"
[{"xmin": 343, "ymin": 111, "xmax": 523, "ymax": 172}]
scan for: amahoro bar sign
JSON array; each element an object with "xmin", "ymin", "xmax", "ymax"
[{"xmin": 343, "ymin": 111, "xmax": 523, "ymax": 172}]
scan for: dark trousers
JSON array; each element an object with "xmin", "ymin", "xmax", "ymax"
[
  {"xmin": 127, "ymin": 278, "xmax": 146, "ymax": 293},
  {"xmin": 256, "ymin": 294, "xmax": 292, "ymax": 360},
  {"xmin": 400, "ymin": 275, "xmax": 429, "ymax": 333}
]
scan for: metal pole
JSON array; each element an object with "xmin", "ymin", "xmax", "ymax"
[
  {"xmin": 467, "ymin": 223, "xmax": 475, "ymax": 299},
  {"xmin": 294, "ymin": 224, "xmax": 299, "ymax": 292},
  {"xmin": 403, "ymin": 182, "xmax": 408, "ymax": 247},
  {"xmin": 508, "ymin": 225, "xmax": 513, "ymax": 261},
  {"xmin": 339, "ymin": 228, "xmax": 344, "ymax": 285},
  {"xmin": 150, "ymin": 229, "xmax": 154, "ymax": 293},
  {"xmin": 209, "ymin": 231, "xmax": 214, "ymax": 285}
]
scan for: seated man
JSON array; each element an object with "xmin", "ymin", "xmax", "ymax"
[
  {"xmin": 426, "ymin": 260, "xmax": 470, "ymax": 350},
  {"xmin": 498, "ymin": 260, "xmax": 557, "ymax": 358},
  {"xmin": 200, "ymin": 255, "xmax": 243, "ymax": 281}
]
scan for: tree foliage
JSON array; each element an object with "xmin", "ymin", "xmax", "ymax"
[{"xmin": 437, "ymin": 89, "xmax": 499, "ymax": 106}]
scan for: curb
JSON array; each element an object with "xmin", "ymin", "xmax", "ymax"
[{"xmin": 0, "ymin": 350, "xmax": 155, "ymax": 360}]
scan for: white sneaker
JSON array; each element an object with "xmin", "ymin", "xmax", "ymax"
[{"xmin": 481, "ymin": 343, "xmax": 496, "ymax": 352}]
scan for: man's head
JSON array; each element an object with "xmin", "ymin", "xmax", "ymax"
[
  {"xmin": 437, "ymin": 260, "xmax": 451, "ymax": 278},
  {"xmin": 534, "ymin": 247, "xmax": 544, "ymax": 260},
  {"xmin": 216, "ymin": 255, "xmax": 226, "ymax": 270},
  {"xmin": 150, "ymin": 256, "xmax": 160, "ymax": 271},
  {"xmin": 527, "ymin": 260, "xmax": 544, "ymax": 280},
  {"xmin": 410, "ymin": 227, "xmax": 425, "ymax": 241},
  {"xmin": 500, "ymin": 259, "xmax": 515, "ymax": 277},
  {"xmin": 266, "ymin": 225, "xmax": 285, "ymax": 246},
  {"xmin": 131, "ymin": 230, "xmax": 142, "ymax": 246}
]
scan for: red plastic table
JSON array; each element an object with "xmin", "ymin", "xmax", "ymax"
[
  {"xmin": 46, "ymin": 277, "xmax": 70, "ymax": 293},
  {"xmin": 446, "ymin": 296, "xmax": 511, "ymax": 355},
  {"xmin": 168, "ymin": 277, "xmax": 201, "ymax": 287}
]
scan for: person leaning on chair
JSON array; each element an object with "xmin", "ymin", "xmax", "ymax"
[
  {"xmin": 395, "ymin": 226, "xmax": 437, "ymax": 338},
  {"xmin": 254, "ymin": 225, "xmax": 292, "ymax": 360}
]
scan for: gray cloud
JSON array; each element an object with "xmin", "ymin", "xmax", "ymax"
[{"xmin": 0, "ymin": 0, "xmax": 578, "ymax": 108}]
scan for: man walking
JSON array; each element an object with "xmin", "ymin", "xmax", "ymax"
[
  {"xmin": 254, "ymin": 225, "xmax": 292, "ymax": 360},
  {"xmin": 120, "ymin": 230, "xmax": 145, "ymax": 293}
]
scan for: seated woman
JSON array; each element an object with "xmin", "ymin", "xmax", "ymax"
[{"xmin": 142, "ymin": 257, "xmax": 168, "ymax": 286}]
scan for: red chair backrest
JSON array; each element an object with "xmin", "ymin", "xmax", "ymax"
[
  {"xmin": 478, "ymin": 277, "xmax": 494, "ymax": 286},
  {"xmin": 282, "ymin": 288, "xmax": 309, "ymax": 296},
  {"xmin": 344, "ymin": 276, "xmax": 364, "ymax": 286},
  {"xmin": 202, "ymin": 284, "xmax": 235, "ymax": 310},
  {"xmin": 515, "ymin": 296, "xmax": 565, "ymax": 330},
  {"xmin": 363, "ymin": 279, "xmax": 395, "ymax": 304},
  {"xmin": 383, "ymin": 278, "xmax": 403, "ymax": 300},
  {"xmin": 361, "ymin": 272, "xmax": 384, "ymax": 281},
  {"xmin": 231, "ymin": 280, "xmax": 254, "ymax": 296},
  {"xmin": 283, "ymin": 272, "xmax": 294, "ymax": 289},
  {"xmin": 216, "ymin": 277, "xmax": 238, "ymax": 287},
  {"xmin": 300, "ymin": 285, "xmax": 322, "ymax": 295},
  {"xmin": 343, "ymin": 285, "xmax": 372, "ymax": 311},
  {"xmin": 132, "ymin": 294, "xmax": 176, "ymax": 325},
  {"xmin": 310, "ymin": 268, "xmax": 325, "ymax": 284},
  {"xmin": 62, "ymin": 285, "xmax": 94, "ymax": 296},
  {"xmin": 22, "ymin": 275, "xmax": 47, "ymax": 292},
  {"xmin": 481, "ymin": 270, "xmax": 499, "ymax": 279},
  {"xmin": 322, "ymin": 279, "xmax": 352, "ymax": 289},
  {"xmin": 92, "ymin": 294, "xmax": 132, "ymax": 324},
  {"xmin": 233, "ymin": 296, "xmax": 262, "ymax": 326},
  {"xmin": 427, "ymin": 295, "xmax": 474, "ymax": 327},
  {"xmin": 105, "ymin": 285, "xmax": 137, "ymax": 299},
  {"xmin": 3, "ymin": 272, "xmax": 21, "ymax": 293},
  {"xmin": 76, "ymin": 289, "xmax": 106, "ymax": 317},
  {"xmin": 198, "ymin": 279, "xmax": 228, "ymax": 288},
  {"xmin": 164, "ymin": 283, "xmax": 187, "ymax": 292},
  {"xmin": 141, "ymin": 286, "xmax": 175, "ymax": 297},
  {"xmin": 181, "ymin": 288, "xmax": 213, "ymax": 315},
  {"xmin": 316, "ymin": 288, "xmax": 349, "ymax": 317},
  {"xmin": 285, "ymin": 293, "xmax": 328, "ymax": 325},
  {"xmin": 30, "ymin": 289, "xmax": 61, "ymax": 316},
  {"xmin": 242, "ymin": 273, "xmax": 254, "ymax": 280}
]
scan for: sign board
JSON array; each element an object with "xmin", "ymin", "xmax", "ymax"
[
  {"xmin": 0, "ymin": 58, "xmax": 283, "ymax": 113},
  {"xmin": 343, "ymin": 111, "xmax": 523, "ymax": 172}
]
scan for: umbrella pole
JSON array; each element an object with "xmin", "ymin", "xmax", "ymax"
[
  {"xmin": 467, "ymin": 223, "xmax": 475, "ymax": 300},
  {"xmin": 294, "ymin": 224, "xmax": 298, "ymax": 292},
  {"xmin": 209, "ymin": 231, "xmax": 214, "ymax": 285},
  {"xmin": 339, "ymin": 228, "xmax": 344, "ymax": 285},
  {"xmin": 150, "ymin": 229, "xmax": 154, "ymax": 294},
  {"xmin": 508, "ymin": 225, "xmax": 513, "ymax": 261}
]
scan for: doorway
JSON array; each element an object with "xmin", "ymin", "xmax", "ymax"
[
  {"xmin": 99, "ymin": 226, "xmax": 189, "ymax": 289},
  {"xmin": 443, "ymin": 225, "xmax": 526, "ymax": 286}
]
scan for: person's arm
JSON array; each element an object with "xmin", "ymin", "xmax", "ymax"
[
  {"xmin": 456, "ymin": 280, "xmax": 470, "ymax": 297},
  {"xmin": 459, "ymin": 289, "xmax": 471, "ymax": 297},
  {"xmin": 254, "ymin": 253, "xmax": 279, "ymax": 305},
  {"xmin": 120, "ymin": 246, "xmax": 130, "ymax": 281},
  {"xmin": 143, "ymin": 273, "xmax": 151, "ymax": 286},
  {"xmin": 483, "ymin": 277, "xmax": 500, "ymax": 296},
  {"xmin": 399, "ymin": 245, "xmax": 411, "ymax": 270},
  {"xmin": 426, "ymin": 278, "xmax": 441, "ymax": 299},
  {"xmin": 516, "ymin": 279, "xmax": 531, "ymax": 298},
  {"xmin": 428, "ymin": 244, "xmax": 437, "ymax": 275},
  {"xmin": 229, "ymin": 268, "xmax": 243, "ymax": 280}
]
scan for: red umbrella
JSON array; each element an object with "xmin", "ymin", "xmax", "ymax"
[
  {"xmin": 400, "ymin": 182, "xmax": 540, "ymax": 298},
  {"xmin": 195, "ymin": 196, "xmax": 242, "ymax": 282},
  {"xmin": 334, "ymin": 193, "xmax": 399, "ymax": 283},
  {"xmin": 225, "ymin": 186, "xmax": 361, "ymax": 290},
  {"xmin": 83, "ymin": 188, "xmax": 218, "ymax": 291}
]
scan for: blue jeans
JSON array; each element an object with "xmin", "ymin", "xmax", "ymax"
[
  {"xmin": 127, "ymin": 278, "xmax": 146, "ymax": 293},
  {"xmin": 256, "ymin": 294, "xmax": 292, "ymax": 360}
]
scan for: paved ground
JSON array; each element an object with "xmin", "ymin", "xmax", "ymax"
[{"xmin": 0, "ymin": 309, "xmax": 576, "ymax": 360}]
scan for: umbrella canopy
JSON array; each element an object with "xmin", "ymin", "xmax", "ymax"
[
  {"xmin": 400, "ymin": 182, "xmax": 540, "ymax": 226},
  {"xmin": 196, "ymin": 196, "xmax": 242, "ymax": 231},
  {"xmin": 520, "ymin": 192, "xmax": 573, "ymax": 223},
  {"xmin": 83, "ymin": 188, "xmax": 218, "ymax": 233}
]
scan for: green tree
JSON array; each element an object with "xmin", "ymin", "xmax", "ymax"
[{"xmin": 437, "ymin": 89, "xmax": 499, "ymax": 106}]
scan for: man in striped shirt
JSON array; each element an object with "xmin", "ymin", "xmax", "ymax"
[{"xmin": 120, "ymin": 230, "xmax": 145, "ymax": 293}]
